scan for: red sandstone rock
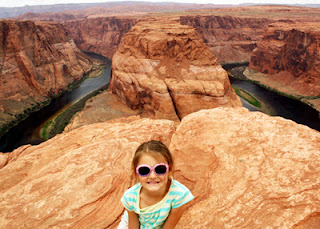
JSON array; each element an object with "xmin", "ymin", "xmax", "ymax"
[
  {"xmin": 12, "ymin": 6, "xmax": 320, "ymax": 65},
  {"xmin": 180, "ymin": 15, "xmax": 275, "ymax": 63},
  {"xmin": 65, "ymin": 14, "xmax": 274, "ymax": 64},
  {"xmin": 65, "ymin": 17, "xmax": 136, "ymax": 59},
  {"xmin": 0, "ymin": 20, "xmax": 92, "ymax": 134},
  {"xmin": 110, "ymin": 18, "xmax": 242, "ymax": 120},
  {"xmin": 1, "ymin": 107, "xmax": 320, "ymax": 228},
  {"xmin": 0, "ymin": 118, "xmax": 176, "ymax": 228},
  {"xmin": 247, "ymin": 22, "xmax": 320, "ymax": 113},
  {"xmin": 171, "ymin": 108, "xmax": 320, "ymax": 228}
]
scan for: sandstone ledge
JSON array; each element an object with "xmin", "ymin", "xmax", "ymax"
[{"xmin": 0, "ymin": 107, "xmax": 320, "ymax": 228}]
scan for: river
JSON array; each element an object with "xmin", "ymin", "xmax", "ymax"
[
  {"xmin": 0, "ymin": 53, "xmax": 111, "ymax": 152},
  {"xmin": 0, "ymin": 62, "xmax": 319, "ymax": 153},
  {"xmin": 230, "ymin": 77, "xmax": 320, "ymax": 131}
]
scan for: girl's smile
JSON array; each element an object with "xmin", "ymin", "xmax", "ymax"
[
  {"xmin": 119, "ymin": 140, "xmax": 194, "ymax": 228},
  {"xmin": 136, "ymin": 154, "xmax": 170, "ymax": 196}
]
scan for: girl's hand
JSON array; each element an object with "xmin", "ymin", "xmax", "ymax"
[
  {"xmin": 161, "ymin": 205, "xmax": 187, "ymax": 229},
  {"xmin": 127, "ymin": 210, "xmax": 140, "ymax": 229}
]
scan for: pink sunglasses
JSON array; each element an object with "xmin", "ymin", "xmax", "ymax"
[{"xmin": 136, "ymin": 163, "xmax": 169, "ymax": 177}]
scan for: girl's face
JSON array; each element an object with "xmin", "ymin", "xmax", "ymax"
[{"xmin": 136, "ymin": 154, "xmax": 170, "ymax": 195}]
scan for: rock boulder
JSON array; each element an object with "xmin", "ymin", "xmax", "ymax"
[
  {"xmin": 110, "ymin": 18, "xmax": 242, "ymax": 121},
  {"xmin": 1, "ymin": 107, "xmax": 320, "ymax": 228},
  {"xmin": 172, "ymin": 107, "xmax": 320, "ymax": 228},
  {"xmin": 0, "ymin": 118, "xmax": 176, "ymax": 228}
]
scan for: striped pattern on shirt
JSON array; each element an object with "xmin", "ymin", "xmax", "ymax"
[{"xmin": 121, "ymin": 178, "xmax": 194, "ymax": 229}]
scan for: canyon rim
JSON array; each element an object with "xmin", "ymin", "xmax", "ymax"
[
  {"xmin": 0, "ymin": 3, "xmax": 320, "ymax": 229},
  {"xmin": 1, "ymin": 108, "xmax": 320, "ymax": 228},
  {"xmin": 247, "ymin": 21, "xmax": 320, "ymax": 114}
]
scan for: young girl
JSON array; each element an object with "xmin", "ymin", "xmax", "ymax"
[{"xmin": 118, "ymin": 140, "xmax": 194, "ymax": 229}]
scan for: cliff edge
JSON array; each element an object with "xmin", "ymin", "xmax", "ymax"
[
  {"xmin": 247, "ymin": 22, "xmax": 320, "ymax": 113},
  {"xmin": 180, "ymin": 15, "xmax": 274, "ymax": 63},
  {"xmin": 0, "ymin": 107, "xmax": 319, "ymax": 228},
  {"xmin": 65, "ymin": 17, "xmax": 136, "ymax": 59},
  {"xmin": 0, "ymin": 20, "xmax": 92, "ymax": 136}
]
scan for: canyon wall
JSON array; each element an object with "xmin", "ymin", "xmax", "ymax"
[
  {"xmin": 110, "ymin": 18, "xmax": 242, "ymax": 121},
  {"xmin": 0, "ymin": 20, "xmax": 92, "ymax": 136},
  {"xmin": 65, "ymin": 15, "xmax": 274, "ymax": 63},
  {"xmin": 0, "ymin": 107, "xmax": 320, "ymax": 228},
  {"xmin": 180, "ymin": 15, "xmax": 274, "ymax": 63},
  {"xmin": 247, "ymin": 22, "xmax": 320, "ymax": 113},
  {"xmin": 65, "ymin": 17, "xmax": 137, "ymax": 59}
]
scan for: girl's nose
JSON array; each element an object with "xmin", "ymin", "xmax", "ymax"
[{"xmin": 149, "ymin": 170, "xmax": 157, "ymax": 178}]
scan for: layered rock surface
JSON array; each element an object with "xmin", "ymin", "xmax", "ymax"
[
  {"xmin": 65, "ymin": 15, "xmax": 274, "ymax": 63},
  {"xmin": 180, "ymin": 15, "xmax": 274, "ymax": 63},
  {"xmin": 247, "ymin": 22, "xmax": 320, "ymax": 113},
  {"xmin": 110, "ymin": 19, "xmax": 241, "ymax": 121},
  {"xmin": 65, "ymin": 17, "xmax": 137, "ymax": 59},
  {"xmin": 0, "ymin": 20, "xmax": 92, "ymax": 136},
  {"xmin": 1, "ymin": 107, "xmax": 320, "ymax": 228},
  {"xmin": 0, "ymin": 117, "xmax": 176, "ymax": 228}
]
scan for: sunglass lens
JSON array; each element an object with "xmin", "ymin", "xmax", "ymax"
[
  {"xmin": 138, "ymin": 166, "xmax": 150, "ymax": 176},
  {"xmin": 155, "ymin": 165, "xmax": 167, "ymax": 175}
]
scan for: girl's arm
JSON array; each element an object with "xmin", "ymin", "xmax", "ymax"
[
  {"xmin": 127, "ymin": 210, "xmax": 140, "ymax": 229},
  {"xmin": 161, "ymin": 204, "xmax": 187, "ymax": 229}
]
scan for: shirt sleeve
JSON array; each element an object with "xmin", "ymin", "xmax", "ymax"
[
  {"xmin": 121, "ymin": 184, "xmax": 140, "ymax": 212},
  {"xmin": 121, "ymin": 192, "xmax": 133, "ymax": 211},
  {"xmin": 171, "ymin": 181, "xmax": 194, "ymax": 209}
]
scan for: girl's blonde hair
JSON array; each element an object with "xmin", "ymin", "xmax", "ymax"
[{"xmin": 132, "ymin": 140, "xmax": 174, "ymax": 175}]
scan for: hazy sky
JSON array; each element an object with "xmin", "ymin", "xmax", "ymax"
[{"xmin": 0, "ymin": 0, "xmax": 319, "ymax": 8}]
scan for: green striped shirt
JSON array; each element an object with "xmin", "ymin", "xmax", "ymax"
[{"xmin": 121, "ymin": 178, "xmax": 194, "ymax": 229}]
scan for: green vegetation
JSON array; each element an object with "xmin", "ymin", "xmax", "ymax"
[
  {"xmin": 41, "ymin": 61, "xmax": 109, "ymax": 140},
  {"xmin": 229, "ymin": 66, "xmax": 320, "ymax": 115},
  {"xmin": 64, "ymin": 62, "xmax": 107, "ymax": 92},
  {"xmin": 232, "ymin": 86, "xmax": 262, "ymax": 108},
  {"xmin": 41, "ymin": 84, "xmax": 109, "ymax": 140},
  {"xmin": 0, "ymin": 53, "xmax": 109, "ymax": 142},
  {"xmin": 229, "ymin": 66, "xmax": 300, "ymax": 102},
  {"xmin": 0, "ymin": 98, "xmax": 51, "ymax": 139},
  {"xmin": 41, "ymin": 119, "xmax": 53, "ymax": 140}
]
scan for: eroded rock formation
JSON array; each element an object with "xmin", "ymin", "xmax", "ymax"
[
  {"xmin": 65, "ymin": 17, "xmax": 137, "ymax": 59},
  {"xmin": 1, "ymin": 107, "xmax": 320, "ymax": 228},
  {"xmin": 0, "ymin": 117, "xmax": 176, "ymax": 228},
  {"xmin": 179, "ymin": 15, "xmax": 275, "ymax": 63},
  {"xmin": 0, "ymin": 20, "xmax": 92, "ymax": 136},
  {"xmin": 247, "ymin": 22, "xmax": 320, "ymax": 113},
  {"xmin": 65, "ymin": 15, "xmax": 274, "ymax": 63},
  {"xmin": 110, "ymin": 18, "xmax": 241, "ymax": 121}
]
